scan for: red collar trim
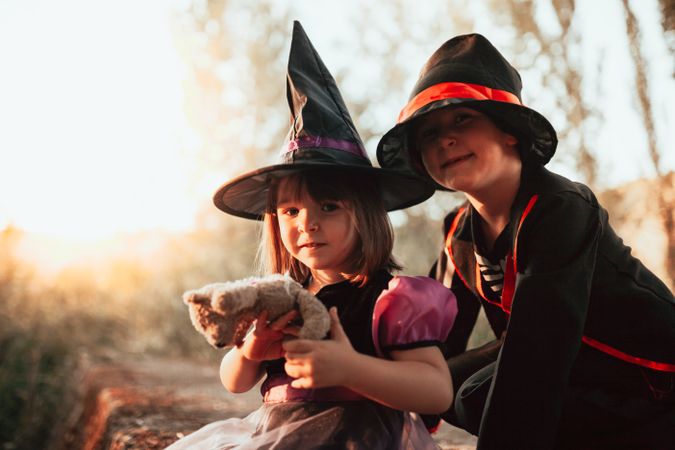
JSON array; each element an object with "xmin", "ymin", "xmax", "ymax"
[{"xmin": 446, "ymin": 197, "xmax": 675, "ymax": 373}]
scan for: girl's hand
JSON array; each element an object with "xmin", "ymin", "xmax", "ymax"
[
  {"xmin": 240, "ymin": 310, "xmax": 299, "ymax": 362},
  {"xmin": 283, "ymin": 307, "xmax": 357, "ymax": 389}
]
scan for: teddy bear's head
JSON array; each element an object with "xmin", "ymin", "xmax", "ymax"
[
  {"xmin": 183, "ymin": 294, "xmax": 243, "ymax": 348},
  {"xmin": 183, "ymin": 275, "xmax": 330, "ymax": 349}
]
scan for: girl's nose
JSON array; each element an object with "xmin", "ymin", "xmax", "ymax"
[{"xmin": 298, "ymin": 210, "xmax": 319, "ymax": 232}]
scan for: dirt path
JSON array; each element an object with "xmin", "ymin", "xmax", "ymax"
[{"xmin": 59, "ymin": 356, "xmax": 476, "ymax": 449}]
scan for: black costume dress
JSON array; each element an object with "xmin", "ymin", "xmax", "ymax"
[
  {"xmin": 433, "ymin": 165, "xmax": 675, "ymax": 449},
  {"xmin": 165, "ymin": 271, "xmax": 457, "ymax": 450}
]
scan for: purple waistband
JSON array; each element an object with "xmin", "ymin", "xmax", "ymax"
[
  {"xmin": 284, "ymin": 135, "xmax": 368, "ymax": 159},
  {"xmin": 262, "ymin": 375, "xmax": 365, "ymax": 403}
]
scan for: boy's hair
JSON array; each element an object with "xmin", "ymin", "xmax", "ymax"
[{"xmin": 260, "ymin": 168, "xmax": 401, "ymax": 286}]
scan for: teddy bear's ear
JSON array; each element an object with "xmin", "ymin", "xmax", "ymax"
[{"xmin": 182, "ymin": 290, "xmax": 211, "ymax": 306}]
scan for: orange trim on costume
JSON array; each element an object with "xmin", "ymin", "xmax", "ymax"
[
  {"xmin": 502, "ymin": 195, "xmax": 539, "ymax": 311},
  {"xmin": 513, "ymin": 195, "xmax": 539, "ymax": 266},
  {"xmin": 398, "ymin": 82, "xmax": 522, "ymax": 123},
  {"xmin": 445, "ymin": 207, "xmax": 503, "ymax": 308},
  {"xmin": 445, "ymin": 195, "xmax": 675, "ymax": 373},
  {"xmin": 445, "ymin": 207, "xmax": 470, "ymax": 290},
  {"xmin": 582, "ymin": 336, "xmax": 675, "ymax": 373},
  {"xmin": 500, "ymin": 255, "xmax": 516, "ymax": 313}
]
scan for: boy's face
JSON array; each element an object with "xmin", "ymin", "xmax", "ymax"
[
  {"xmin": 275, "ymin": 180, "xmax": 358, "ymax": 279},
  {"xmin": 414, "ymin": 107, "xmax": 521, "ymax": 195}
]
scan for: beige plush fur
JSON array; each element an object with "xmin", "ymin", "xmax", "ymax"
[{"xmin": 183, "ymin": 274, "xmax": 330, "ymax": 348}]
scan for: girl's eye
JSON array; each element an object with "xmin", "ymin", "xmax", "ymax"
[
  {"xmin": 321, "ymin": 202, "xmax": 339, "ymax": 212},
  {"xmin": 280, "ymin": 207, "xmax": 299, "ymax": 217}
]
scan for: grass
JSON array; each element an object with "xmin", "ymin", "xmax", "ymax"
[{"xmin": 0, "ymin": 321, "xmax": 79, "ymax": 449}]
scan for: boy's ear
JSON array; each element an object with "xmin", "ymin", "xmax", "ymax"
[{"xmin": 505, "ymin": 134, "xmax": 518, "ymax": 147}]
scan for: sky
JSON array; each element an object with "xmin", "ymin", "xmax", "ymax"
[
  {"xmin": 1, "ymin": 0, "xmax": 673, "ymax": 247},
  {"xmin": 0, "ymin": 0, "xmax": 196, "ymax": 241}
]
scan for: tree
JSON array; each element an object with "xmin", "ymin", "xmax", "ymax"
[
  {"xmin": 621, "ymin": 0, "xmax": 675, "ymax": 289},
  {"xmin": 493, "ymin": 0, "xmax": 600, "ymax": 188},
  {"xmin": 172, "ymin": 0, "xmax": 293, "ymax": 279},
  {"xmin": 658, "ymin": 0, "xmax": 675, "ymax": 72},
  {"xmin": 174, "ymin": 0, "xmax": 290, "ymax": 177}
]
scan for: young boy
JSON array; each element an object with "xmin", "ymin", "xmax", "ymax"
[{"xmin": 377, "ymin": 33, "xmax": 675, "ymax": 449}]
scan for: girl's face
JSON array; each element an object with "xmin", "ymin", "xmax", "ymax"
[
  {"xmin": 415, "ymin": 107, "xmax": 521, "ymax": 197},
  {"xmin": 276, "ymin": 181, "xmax": 358, "ymax": 280}
]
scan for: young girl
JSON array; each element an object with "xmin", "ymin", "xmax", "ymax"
[
  {"xmin": 166, "ymin": 22, "xmax": 456, "ymax": 449},
  {"xmin": 376, "ymin": 33, "xmax": 675, "ymax": 449}
]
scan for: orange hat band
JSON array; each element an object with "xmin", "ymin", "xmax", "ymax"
[{"xmin": 397, "ymin": 82, "xmax": 522, "ymax": 124}]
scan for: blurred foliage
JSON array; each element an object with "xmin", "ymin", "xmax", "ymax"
[
  {"xmin": 621, "ymin": 0, "xmax": 675, "ymax": 287},
  {"xmin": 0, "ymin": 216, "xmax": 259, "ymax": 449},
  {"xmin": 0, "ymin": 227, "xmax": 82, "ymax": 449}
]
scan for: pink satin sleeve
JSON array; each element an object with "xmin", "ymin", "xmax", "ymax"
[{"xmin": 372, "ymin": 276, "xmax": 458, "ymax": 357}]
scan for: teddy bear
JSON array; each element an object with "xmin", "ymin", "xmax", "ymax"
[{"xmin": 183, "ymin": 274, "xmax": 330, "ymax": 348}]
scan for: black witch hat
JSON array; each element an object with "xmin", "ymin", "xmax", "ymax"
[
  {"xmin": 213, "ymin": 21, "xmax": 435, "ymax": 220},
  {"xmin": 377, "ymin": 33, "xmax": 558, "ymax": 190}
]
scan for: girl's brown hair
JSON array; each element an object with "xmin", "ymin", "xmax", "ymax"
[{"xmin": 259, "ymin": 168, "xmax": 401, "ymax": 286}]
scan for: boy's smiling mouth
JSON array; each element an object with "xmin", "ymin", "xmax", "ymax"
[{"xmin": 442, "ymin": 153, "xmax": 474, "ymax": 168}]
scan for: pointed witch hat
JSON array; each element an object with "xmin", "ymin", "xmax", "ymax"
[
  {"xmin": 213, "ymin": 21, "xmax": 434, "ymax": 220},
  {"xmin": 377, "ymin": 33, "xmax": 558, "ymax": 190}
]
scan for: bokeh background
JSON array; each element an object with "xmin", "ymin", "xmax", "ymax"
[{"xmin": 1, "ymin": 0, "xmax": 673, "ymax": 448}]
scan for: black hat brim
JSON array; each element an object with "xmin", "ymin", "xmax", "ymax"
[
  {"xmin": 213, "ymin": 162, "xmax": 436, "ymax": 220},
  {"xmin": 377, "ymin": 98, "xmax": 557, "ymax": 191}
]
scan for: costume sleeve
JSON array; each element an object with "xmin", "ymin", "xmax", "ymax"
[
  {"xmin": 372, "ymin": 276, "xmax": 458, "ymax": 358},
  {"xmin": 477, "ymin": 192, "xmax": 602, "ymax": 449}
]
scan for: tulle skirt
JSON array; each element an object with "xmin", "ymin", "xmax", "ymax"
[{"xmin": 164, "ymin": 401, "xmax": 440, "ymax": 450}]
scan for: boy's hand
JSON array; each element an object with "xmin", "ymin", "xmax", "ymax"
[
  {"xmin": 283, "ymin": 307, "xmax": 357, "ymax": 388},
  {"xmin": 240, "ymin": 310, "xmax": 299, "ymax": 362}
]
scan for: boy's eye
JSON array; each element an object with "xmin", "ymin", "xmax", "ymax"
[
  {"xmin": 454, "ymin": 113, "xmax": 471, "ymax": 124},
  {"xmin": 418, "ymin": 126, "xmax": 438, "ymax": 142}
]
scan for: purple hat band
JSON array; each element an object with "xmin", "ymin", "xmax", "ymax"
[{"xmin": 284, "ymin": 135, "xmax": 368, "ymax": 159}]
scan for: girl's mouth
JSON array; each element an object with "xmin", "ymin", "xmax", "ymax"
[{"xmin": 301, "ymin": 242, "xmax": 325, "ymax": 249}]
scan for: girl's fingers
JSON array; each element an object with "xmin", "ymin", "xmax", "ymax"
[
  {"xmin": 284, "ymin": 352, "xmax": 307, "ymax": 362},
  {"xmin": 284, "ymin": 359, "xmax": 307, "ymax": 378},
  {"xmin": 282, "ymin": 325, "xmax": 301, "ymax": 337},
  {"xmin": 282, "ymin": 338, "xmax": 315, "ymax": 353},
  {"xmin": 250, "ymin": 312, "xmax": 268, "ymax": 338},
  {"xmin": 328, "ymin": 307, "xmax": 348, "ymax": 342},
  {"xmin": 269, "ymin": 310, "xmax": 299, "ymax": 331},
  {"xmin": 254, "ymin": 310, "xmax": 270, "ymax": 330},
  {"xmin": 290, "ymin": 378, "xmax": 311, "ymax": 389}
]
